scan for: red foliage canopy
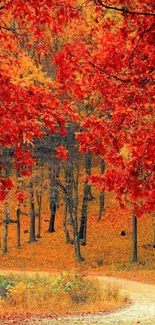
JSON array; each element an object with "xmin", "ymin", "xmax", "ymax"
[{"xmin": 0, "ymin": 0, "xmax": 154, "ymax": 215}]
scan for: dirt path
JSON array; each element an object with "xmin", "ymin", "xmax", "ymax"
[{"xmin": 0, "ymin": 270, "xmax": 155, "ymax": 324}]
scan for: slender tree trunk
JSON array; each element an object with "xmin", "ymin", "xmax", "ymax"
[
  {"xmin": 29, "ymin": 181, "xmax": 36, "ymax": 243},
  {"xmin": 73, "ymin": 217, "xmax": 84, "ymax": 261},
  {"xmin": 85, "ymin": 152, "xmax": 93, "ymax": 200},
  {"xmin": 99, "ymin": 191, "xmax": 105, "ymax": 220},
  {"xmin": 63, "ymin": 202, "xmax": 71, "ymax": 243},
  {"xmin": 36, "ymin": 189, "xmax": 42, "ymax": 238},
  {"xmin": 65, "ymin": 159, "xmax": 74, "ymax": 225},
  {"xmin": 65, "ymin": 125, "xmax": 84, "ymax": 261},
  {"xmin": 48, "ymin": 162, "xmax": 60, "ymax": 233},
  {"xmin": 132, "ymin": 211, "xmax": 138, "ymax": 262},
  {"xmin": 17, "ymin": 206, "xmax": 21, "ymax": 248},
  {"xmin": 48, "ymin": 201, "xmax": 57, "ymax": 232},
  {"xmin": 73, "ymin": 195, "xmax": 84, "ymax": 261},
  {"xmin": 36, "ymin": 160, "xmax": 44, "ymax": 238},
  {"xmin": 98, "ymin": 159, "xmax": 105, "ymax": 220},
  {"xmin": 62, "ymin": 163, "xmax": 72, "ymax": 243},
  {"xmin": 73, "ymin": 156, "xmax": 84, "ymax": 261},
  {"xmin": 3, "ymin": 206, "xmax": 10, "ymax": 254},
  {"xmin": 62, "ymin": 124, "xmax": 84, "ymax": 260},
  {"xmin": 79, "ymin": 152, "xmax": 93, "ymax": 244},
  {"xmin": 79, "ymin": 182, "xmax": 90, "ymax": 245}
]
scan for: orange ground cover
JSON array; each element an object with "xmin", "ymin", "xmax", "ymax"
[{"xmin": 0, "ymin": 190, "xmax": 155, "ymax": 284}]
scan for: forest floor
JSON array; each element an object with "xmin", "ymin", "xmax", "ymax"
[
  {"xmin": 0, "ymin": 271, "xmax": 155, "ymax": 325},
  {"xmin": 0, "ymin": 190, "xmax": 155, "ymax": 284},
  {"xmin": 0, "ymin": 185, "xmax": 155, "ymax": 323}
]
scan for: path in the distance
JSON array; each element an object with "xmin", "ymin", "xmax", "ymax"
[{"xmin": 0, "ymin": 270, "xmax": 155, "ymax": 324}]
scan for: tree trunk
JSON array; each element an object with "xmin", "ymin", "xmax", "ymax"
[
  {"xmin": 48, "ymin": 162, "xmax": 60, "ymax": 233},
  {"xmin": 36, "ymin": 161, "xmax": 44, "ymax": 239},
  {"xmin": 62, "ymin": 160, "xmax": 73, "ymax": 243},
  {"xmin": 98, "ymin": 159, "xmax": 105, "ymax": 220},
  {"xmin": 132, "ymin": 211, "xmax": 138, "ymax": 262},
  {"xmin": 72, "ymin": 155, "xmax": 84, "ymax": 261},
  {"xmin": 73, "ymin": 217, "xmax": 84, "ymax": 261},
  {"xmin": 65, "ymin": 124, "xmax": 84, "ymax": 261},
  {"xmin": 79, "ymin": 182, "xmax": 90, "ymax": 245},
  {"xmin": 16, "ymin": 207, "xmax": 21, "ymax": 248},
  {"xmin": 3, "ymin": 206, "xmax": 10, "ymax": 254},
  {"xmin": 36, "ymin": 189, "xmax": 42, "ymax": 238},
  {"xmin": 29, "ymin": 181, "xmax": 36, "ymax": 243},
  {"xmin": 79, "ymin": 152, "xmax": 93, "ymax": 245},
  {"xmin": 36, "ymin": 183, "xmax": 43, "ymax": 239},
  {"xmin": 85, "ymin": 152, "xmax": 94, "ymax": 201},
  {"xmin": 48, "ymin": 201, "xmax": 57, "ymax": 232},
  {"xmin": 63, "ymin": 202, "xmax": 71, "ymax": 243},
  {"xmin": 72, "ymin": 188, "xmax": 84, "ymax": 261}
]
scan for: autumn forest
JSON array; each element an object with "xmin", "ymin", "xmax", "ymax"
[{"xmin": 0, "ymin": 0, "xmax": 155, "ymax": 323}]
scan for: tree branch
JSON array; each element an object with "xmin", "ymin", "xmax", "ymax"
[
  {"xmin": 0, "ymin": 25, "xmax": 30, "ymax": 36},
  {"xmin": 96, "ymin": 0, "xmax": 155, "ymax": 17},
  {"xmin": 129, "ymin": 23, "xmax": 155, "ymax": 61},
  {"xmin": 90, "ymin": 62, "xmax": 130, "ymax": 83}
]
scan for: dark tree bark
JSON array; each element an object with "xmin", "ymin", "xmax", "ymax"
[
  {"xmin": 48, "ymin": 200, "xmax": 57, "ymax": 232},
  {"xmin": 35, "ymin": 158, "xmax": 44, "ymax": 238},
  {"xmin": 48, "ymin": 161, "xmax": 60, "ymax": 233},
  {"xmin": 79, "ymin": 181, "xmax": 90, "ymax": 245},
  {"xmin": 98, "ymin": 159, "xmax": 106, "ymax": 220},
  {"xmin": 63, "ymin": 202, "xmax": 71, "ymax": 243},
  {"xmin": 16, "ymin": 206, "xmax": 21, "ymax": 248},
  {"xmin": 73, "ymin": 216, "xmax": 84, "ymax": 261},
  {"xmin": 132, "ymin": 210, "xmax": 138, "ymax": 262},
  {"xmin": 36, "ymin": 188, "xmax": 42, "ymax": 238},
  {"xmin": 79, "ymin": 152, "xmax": 93, "ymax": 245},
  {"xmin": 29, "ymin": 181, "xmax": 36, "ymax": 243},
  {"xmin": 62, "ymin": 159, "xmax": 73, "ymax": 243},
  {"xmin": 72, "ymin": 156, "xmax": 84, "ymax": 261},
  {"xmin": 65, "ymin": 124, "xmax": 84, "ymax": 261},
  {"xmin": 85, "ymin": 152, "xmax": 94, "ymax": 201},
  {"xmin": 3, "ymin": 205, "xmax": 10, "ymax": 254}
]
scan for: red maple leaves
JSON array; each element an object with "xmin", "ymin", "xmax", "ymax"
[
  {"xmin": 0, "ymin": 0, "xmax": 154, "ymax": 218},
  {"xmin": 0, "ymin": 177, "xmax": 13, "ymax": 201},
  {"xmin": 56, "ymin": 145, "xmax": 68, "ymax": 160}
]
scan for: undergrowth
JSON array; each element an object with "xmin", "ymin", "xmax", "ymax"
[{"xmin": 0, "ymin": 272, "xmax": 128, "ymax": 315}]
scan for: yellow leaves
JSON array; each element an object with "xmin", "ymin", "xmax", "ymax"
[
  {"xmin": 10, "ymin": 54, "xmax": 55, "ymax": 89},
  {"xmin": 84, "ymin": 6, "xmax": 97, "ymax": 26},
  {"xmin": 120, "ymin": 145, "xmax": 131, "ymax": 160},
  {"xmin": 0, "ymin": 33, "xmax": 55, "ymax": 90}
]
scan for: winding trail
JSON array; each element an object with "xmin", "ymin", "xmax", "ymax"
[
  {"xmin": 39, "ymin": 276, "xmax": 155, "ymax": 325},
  {"xmin": 0, "ymin": 270, "xmax": 155, "ymax": 324}
]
